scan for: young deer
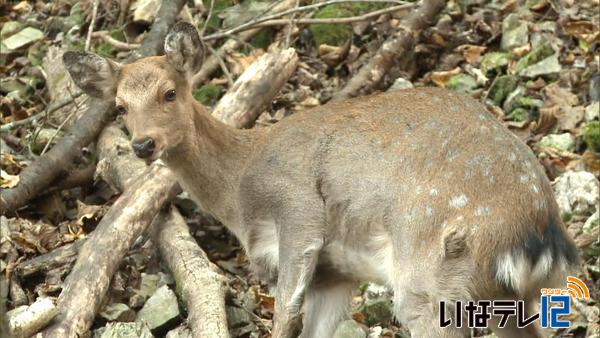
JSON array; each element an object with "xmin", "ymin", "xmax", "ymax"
[{"xmin": 64, "ymin": 22, "xmax": 579, "ymax": 338}]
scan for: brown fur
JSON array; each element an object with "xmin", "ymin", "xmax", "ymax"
[{"xmin": 63, "ymin": 22, "xmax": 580, "ymax": 338}]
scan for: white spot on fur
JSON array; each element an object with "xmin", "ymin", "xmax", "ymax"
[
  {"xmin": 426, "ymin": 206, "xmax": 434, "ymax": 217},
  {"xmin": 449, "ymin": 194, "xmax": 468, "ymax": 209},
  {"xmin": 508, "ymin": 152, "xmax": 517, "ymax": 162},
  {"xmin": 531, "ymin": 185, "xmax": 540, "ymax": 193},
  {"xmin": 430, "ymin": 188, "xmax": 439, "ymax": 196},
  {"xmin": 415, "ymin": 185, "xmax": 422, "ymax": 194},
  {"xmin": 520, "ymin": 175, "xmax": 529, "ymax": 183},
  {"xmin": 475, "ymin": 206, "xmax": 490, "ymax": 216}
]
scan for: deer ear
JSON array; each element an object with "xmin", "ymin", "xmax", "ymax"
[
  {"xmin": 63, "ymin": 51, "xmax": 121, "ymax": 98},
  {"xmin": 164, "ymin": 22, "xmax": 204, "ymax": 75}
]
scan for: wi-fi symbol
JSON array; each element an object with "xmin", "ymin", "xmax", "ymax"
[{"xmin": 566, "ymin": 276, "xmax": 590, "ymax": 299}]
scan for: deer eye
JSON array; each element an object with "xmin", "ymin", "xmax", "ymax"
[
  {"xmin": 114, "ymin": 105, "xmax": 126, "ymax": 115},
  {"xmin": 164, "ymin": 89, "xmax": 176, "ymax": 102}
]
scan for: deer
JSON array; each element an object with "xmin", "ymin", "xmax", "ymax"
[{"xmin": 63, "ymin": 22, "xmax": 580, "ymax": 338}]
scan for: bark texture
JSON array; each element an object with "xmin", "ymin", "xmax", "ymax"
[
  {"xmin": 211, "ymin": 48, "xmax": 299, "ymax": 128},
  {"xmin": 15, "ymin": 240, "xmax": 85, "ymax": 278},
  {"xmin": 41, "ymin": 165, "xmax": 180, "ymax": 338},
  {"xmin": 153, "ymin": 207, "xmax": 229, "ymax": 338},
  {"xmin": 333, "ymin": 0, "xmax": 445, "ymax": 100}
]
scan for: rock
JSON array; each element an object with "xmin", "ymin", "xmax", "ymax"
[
  {"xmin": 226, "ymin": 305, "xmax": 258, "ymax": 337},
  {"xmin": 538, "ymin": 133, "xmax": 575, "ymax": 152},
  {"xmin": 166, "ymin": 325, "xmax": 193, "ymax": 338},
  {"xmin": 519, "ymin": 53, "xmax": 561, "ymax": 78},
  {"xmin": 99, "ymin": 322, "xmax": 154, "ymax": 338},
  {"xmin": 368, "ymin": 326, "xmax": 383, "ymax": 338},
  {"xmin": 135, "ymin": 285, "xmax": 180, "ymax": 332},
  {"xmin": 222, "ymin": 1, "xmax": 271, "ymax": 28},
  {"xmin": 553, "ymin": 171, "xmax": 599, "ymax": 218},
  {"xmin": 584, "ymin": 102, "xmax": 599, "ymax": 121},
  {"xmin": 488, "ymin": 75, "xmax": 519, "ymax": 106},
  {"xmin": 515, "ymin": 42, "xmax": 553, "ymax": 73},
  {"xmin": 447, "ymin": 74, "xmax": 478, "ymax": 93},
  {"xmin": 131, "ymin": 273, "xmax": 160, "ymax": 308},
  {"xmin": 388, "ymin": 77, "xmax": 414, "ymax": 91},
  {"xmin": 0, "ymin": 21, "xmax": 23, "ymax": 39},
  {"xmin": 332, "ymin": 320, "xmax": 367, "ymax": 338},
  {"xmin": 359, "ymin": 300, "xmax": 393, "ymax": 326},
  {"xmin": 501, "ymin": 14, "xmax": 529, "ymax": 51},
  {"xmin": 480, "ymin": 52, "xmax": 512, "ymax": 75},
  {"xmin": 100, "ymin": 303, "xmax": 136, "ymax": 322},
  {"xmin": 1, "ymin": 27, "xmax": 43, "ymax": 53}
]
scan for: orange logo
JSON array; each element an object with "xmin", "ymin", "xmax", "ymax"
[{"xmin": 565, "ymin": 276, "xmax": 590, "ymax": 299}]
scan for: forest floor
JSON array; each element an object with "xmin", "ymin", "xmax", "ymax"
[{"xmin": 0, "ymin": 0, "xmax": 598, "ymax": 337}]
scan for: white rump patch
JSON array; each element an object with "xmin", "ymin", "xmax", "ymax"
[{"xmin": 495, "ymin": 251, "xmax": 530, "ymax": 295}]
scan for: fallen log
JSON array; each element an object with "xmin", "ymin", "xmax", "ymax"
[
  {"xmin": 42, "ymin": 47, "xmax": 298, "ymax": 337},
  {"xmin": 0, "ymin": 0, "xmax": 187, "ymax": 215},
  {"xmin": 153, "ymin": 207, "xmax": 229, "ymax": 338},
  {"xmin": 7, "ymin": 297, "xmax": 58, "ymax": 338},
  {"xmin": 333, "ymin": 0, "xmax": 445, "ymax": 100},
  {"xmin": 212, "ymin": 48, "xmax": 298, "ymax": 128},
  {"xmin": 42, "ymin": 164, "xmax": 180, "ymax": 337},
  {"xmin": 15, "ymin": 240, "xmax": 85, "ymax": 279}
]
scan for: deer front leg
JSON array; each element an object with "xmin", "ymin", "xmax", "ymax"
[{"xmin": 272, "ymin": 234, "xmax": 324, "ymax": 338}]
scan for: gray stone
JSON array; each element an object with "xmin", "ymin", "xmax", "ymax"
[
  {"xmin": 519, "ymin": 54, "xmax": 561, "ymax": 78},
  {"xmin": 100, "ymin": 303, "xmax": 135, "ymax": 322},
  {"xmin": 0, "ymin": 21, "xmax": 23, "ymax": 39},
  {"xmin": 1, "ymin": 27, "xmax": 43, "ymax": 53},
  {"xmin": 166, "ymin": 325, "xmax": 193, "ymax": 338},
  {"xmin": 447, "ymin": 74, "xmax": 478, "ymax": 93},
  {"xmin": 388, "ymin": 77, "xmax": 414, "ymax": 91},
  {"xmin": 538, "ymin": 133, "xmax": 575, "ymax": 152},
  {"xmin": 332, "ymin": 320, "xmax": 366, "ymax": 338},
  {"xmin": 553, "ymin": 171, "xmax": 599, "ymax": 217},
  {"xmin": 99, "ymin": 322, "xmax": 154, "ymax": 338},
  {"xmin": 585, "ymin": 102, "xmax": 599, "ymax": 121},
  {"xmin": 501, "ymin": 14, "xmax": 529, "ymax": 51},
  {"xmin": 135, "ymin": 285, "xmax": 180, "ymax": 331}
]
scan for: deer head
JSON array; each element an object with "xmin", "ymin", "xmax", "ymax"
[{"xmin": 63, "ymin": 22, "xmax": 205, "ymax": 161}]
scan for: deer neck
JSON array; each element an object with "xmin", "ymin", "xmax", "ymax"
[{"xmin": 163, "ymin": 101, "xmax": 257, "ymax": 233}]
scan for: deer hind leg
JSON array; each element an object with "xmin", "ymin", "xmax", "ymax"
[
  {"xmin": 272, "ymin": 235, "xmax": 324, "ymax": 338},
  {"xmin": 299, "ymin": 275, "xmax": 356, "ymax": 338}
]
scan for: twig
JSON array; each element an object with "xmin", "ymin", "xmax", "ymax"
[
  {"xmin": 201, "ymin": 0, "xmax": 215, "ymax": 36},
  {"xmin": 207, "ymin": 45, "xmax": 234, "ymax": 87},
  {"xmin": 84, "ymin": 0, "xmax": 100, "ymax": 51},
  {"xmin": 255, "ymin": 4, "xmax": 412, "ymax": 27},
  {"xmin": 91, "ymin": 31, "xmax": 140, "ymax": 50},
  {"xmin": 0, "ymin": 93, "xmax": 84, "ymax": 134},
  {"xmin": 334, "ymin": 0, "xmax": 445, "ymax": 100},
  {"xmin": 202, "ymin": 0, "xmax": 412, "ymax": 41}
]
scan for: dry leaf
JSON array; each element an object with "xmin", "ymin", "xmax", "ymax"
[
  {"xmin": 542, "ymin": 83, "xmax": 583, "ymax": 131},
  {"xmin": 562, "ymin": 21, "xmax": 600, "ymax": 44},
  {"xmin": 456, "ymin": 45, "xmax": 487, "ymax": 65},
  {"xmin": 429, "ymin": 67, "xmax": 462, "ymax": 87},
  {"xmin": 0, "ymin": 170, "xmax": 19, "ymax": 188},
  {"xmin": 226, "ymin": 50, "xmax": 265, "ymax": 77}
]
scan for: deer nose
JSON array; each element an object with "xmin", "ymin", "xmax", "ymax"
[{"xmin": 131, "ymin": 137, "xmax": 155, "ymax": 158}]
